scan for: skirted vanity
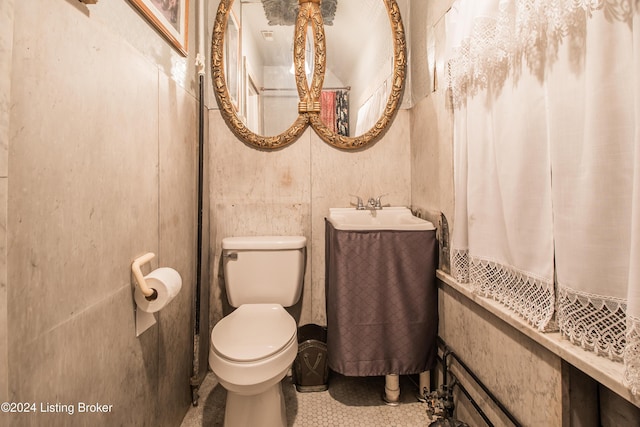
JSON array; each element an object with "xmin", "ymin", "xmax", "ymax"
[{"xmin": 325, "ymin": 207, "xmax": 438, "ymax": 394}]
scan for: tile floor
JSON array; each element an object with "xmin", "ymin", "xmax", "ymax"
[{"xmin": 180, "ymin": 373, "xmax": 434, "ymax": 427}]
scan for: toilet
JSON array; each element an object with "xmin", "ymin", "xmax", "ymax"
[{"xmin": 209, "ymin": 235, "xmax": 306, "ymax": 427}]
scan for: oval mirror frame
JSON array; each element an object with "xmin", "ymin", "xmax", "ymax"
[
  {"xmin": 310, "ymin": 0, "xmax": 406, "ymax": 149},
  {"xmin": 211, "ymin": 0, "xmax": 407, "ymax": 150},
  {"xmin": 212, "ymin": 0, "xmax": 310, "ymax": 149}
]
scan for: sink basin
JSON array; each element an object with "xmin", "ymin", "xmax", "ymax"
[{"xmin": 327, "ymin": 207, "xmax": 435, "ymax": 231}]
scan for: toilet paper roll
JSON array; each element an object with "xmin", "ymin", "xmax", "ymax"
[{"xmin": 134, "ymin": 267, "xmax": 182, "ymax": 313}]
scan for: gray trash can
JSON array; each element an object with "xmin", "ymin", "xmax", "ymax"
[{"xmin": 293, "ymin": 324, "xmax": 329, "ymax": 392}]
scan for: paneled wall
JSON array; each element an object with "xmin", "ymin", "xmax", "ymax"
[
  {"xmin": 0, "ymin": 0, "xmax": 13, "ymax": 408},
  {"xmin": 1, "ymin": 1, "xmax": 202, "ymax": 425},
  {"xmin": 208, "ymin": 111, "xmax": 412, "ymax": 327}
]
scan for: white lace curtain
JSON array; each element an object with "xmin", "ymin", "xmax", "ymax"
[{"xmin": 447, "ymin": 0, "xmax": 639, "ymax": 395}]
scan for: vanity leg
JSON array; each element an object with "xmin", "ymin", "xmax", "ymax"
[
  {"xmin": 383, "ymin": 374, "xmax": 400, "ymax": 406},
  {"xmin": 418, "ymin": 371, "xmax": 431, "ymax": 401}
]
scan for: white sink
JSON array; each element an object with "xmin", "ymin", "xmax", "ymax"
[{"xmin": 327, "ymin": 207, "xmax": 435, "ymax": 231}]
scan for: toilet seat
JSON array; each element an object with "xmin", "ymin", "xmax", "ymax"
[{"xmin": 212, "ymin": 304, "xmax": 297, "ymax": 362}]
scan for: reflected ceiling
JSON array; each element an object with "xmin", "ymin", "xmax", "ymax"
[
  {"xmin": 241, "ymin": 0, "xmax": 388, "ymax": 85},
  {"xmin": 260, "ymin": 0, "xmax": 338, "ymax": 25}
]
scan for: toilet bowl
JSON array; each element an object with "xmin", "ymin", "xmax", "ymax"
[
  {"xmin": 209, "ymin": 235, "xmax": 306, "ymax": 427},
  {"xmin": 210, "ymin": 304, "xmax": 298, "ymax": 427}
]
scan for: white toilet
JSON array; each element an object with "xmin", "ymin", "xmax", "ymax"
[{"xmin": 209, "ymin": 235, "xmax": 306, "ymax": 427}]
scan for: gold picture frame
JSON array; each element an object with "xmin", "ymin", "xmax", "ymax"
[{"xmin": 129, "ymin": 0, "xmax": 189, "ymax": 56}]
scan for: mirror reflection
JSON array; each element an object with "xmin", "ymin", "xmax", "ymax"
[
  {"xmin": 237, "ymin": 0, "xmax": 393, "ymax": 138},
  {"xmin": 240, "ymin": 1, "xmax": 299, "ymax": 136}
]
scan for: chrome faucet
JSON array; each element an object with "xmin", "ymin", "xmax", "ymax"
[
  {"xmin": 352, "ymin": 194, "xmax": 387, "ymax": 210},
  {"xmin": 376, "ymin": 194, "xmax": 388, "ymax": 209},
  {"xmin": 368, "ymin": 194, "xmax": 386, "ymax": 210},
  {"xmin": 350, "ymin": 194, "xmax": 365, "ymax": 210}
]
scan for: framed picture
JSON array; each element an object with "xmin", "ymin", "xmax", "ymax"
[
  {"xmin": 225, "ymin": 10, "xmax": 240, "ymax": 112},
  {"xmin": 129, "ymin": 0, "xmax": 189, "ymax": 56}
]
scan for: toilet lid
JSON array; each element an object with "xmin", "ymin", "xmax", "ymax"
[{"xmin": 211, "ymin": 304, "xmax": 297, "ymax": 362}]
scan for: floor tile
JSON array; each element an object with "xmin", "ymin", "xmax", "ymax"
[{"xmin": 181, "ymin": 373, "xmax": 431, "ymax": 427}]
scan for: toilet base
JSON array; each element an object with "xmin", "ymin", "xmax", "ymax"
[{"xmin": 223, "ymin": 381, "xmax": 286, "ymax": 427}]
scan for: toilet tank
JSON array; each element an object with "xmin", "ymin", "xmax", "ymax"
[{"xmin": 222, "ymin": 236, "xmax": 307, "ymax": 307}]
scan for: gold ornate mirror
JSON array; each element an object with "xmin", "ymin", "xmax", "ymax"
[{"xmin": 211, "ymin": 0, "xmax": 406, "ymax": 150}]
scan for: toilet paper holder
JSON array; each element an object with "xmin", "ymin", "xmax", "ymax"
[{"xmin": 132, "ymin": 252, "xmax": 159, "ymax": 301}]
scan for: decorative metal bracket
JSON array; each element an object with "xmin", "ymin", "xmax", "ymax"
[{"xmin": 295, "ymin": 0, "xmax": 325, "ymax": 114}]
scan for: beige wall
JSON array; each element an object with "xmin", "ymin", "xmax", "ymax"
[
  {"xmin": 0, "ymin": 0, "xmax": 13, "ymax": 408},
  {"xmin": 438, "ymin": 284, "xmax": 564, "ymax": 425},
  {"xmin": 208, "ymin": 110, "xmax": 412, "ymax": 327},
  {"xmin": 409, "ymin": 0, "xmax": 454, "ymax": 223},
  {"xmin": 2, "ymin": 1, "xmax": 201, "ymax": 426}
]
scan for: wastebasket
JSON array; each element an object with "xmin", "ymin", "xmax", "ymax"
[{"xmin": 293, "ymin": 324, "xmax": 329, "ymax": 392}]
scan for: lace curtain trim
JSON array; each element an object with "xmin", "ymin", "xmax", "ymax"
[
  {"xmin": 625, "ymin": 315, "xmax": 640, "ymax": 395},
  {"xmin": 557, "ymin": 286, "xmax": 627, "ymax": 360},
  {"xmin": 451, "ymin": 248, "xmax": 470, "ymax": 284},
  {"xmin": 447, "ymin": 0, "xmax": 637, "ymax": 107},
  {"xmin": 450, "ymin": 248, "xmax": 556, "ymax": 331},
  {"xmin": 454, "ymin": 250, "xmax": 639, "ymax": 395}
]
